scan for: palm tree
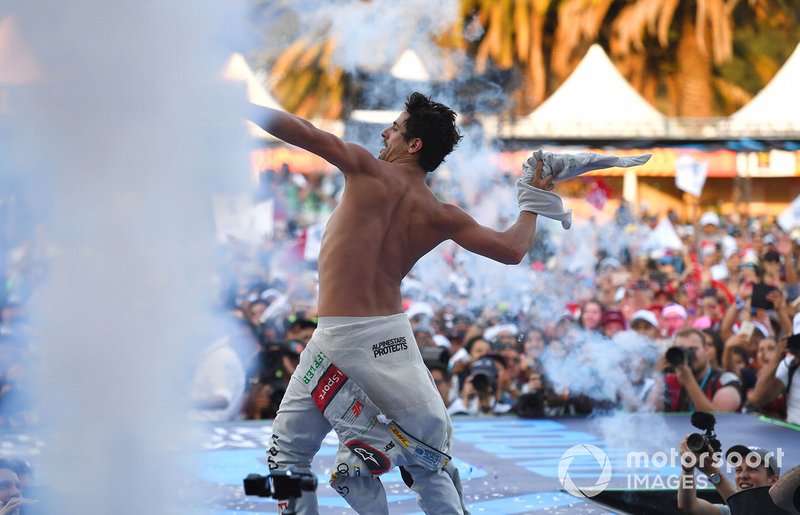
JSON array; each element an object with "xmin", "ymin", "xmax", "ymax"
[
  {"xmin": 267, "ymin": 36, "xmax": 346, "ymax": 119},
  {"xmin": 256, "ymin": 0, "xmax": 799, "ymax": 119},
  {"xmin": 443, "ymin": 0, "xmax": 554, "ymax": 113}
]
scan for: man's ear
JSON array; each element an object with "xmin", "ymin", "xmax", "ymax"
[{"xmin": 407, "ymin": 137, "xmax": 423, "ymax": 154}]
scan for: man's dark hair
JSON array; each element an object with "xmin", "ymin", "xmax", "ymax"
[
  {"xmin": 675, "ymin": 327, "xmax": 707, "ymax": 347},
  {"xmin": 403, "ymin": 92, "xmax": 462, "ymax": 172}
]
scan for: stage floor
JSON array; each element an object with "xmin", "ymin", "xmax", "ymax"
[{"xmin": 190, "ymin": 412, "xmax": 799, "ymax": 514}]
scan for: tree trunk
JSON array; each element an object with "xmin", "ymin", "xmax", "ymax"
[{"xmin": 675, "ymin": 6, "xmax": 715, "ymax": 117}]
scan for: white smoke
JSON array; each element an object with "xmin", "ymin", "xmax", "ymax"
[
  {"xmin": 291, "ymin": 0, "xmax": 461, "ymax": 73},
  {"xmin": 7, "ymin": 1, "xmax": 250, "ymax": 513}
]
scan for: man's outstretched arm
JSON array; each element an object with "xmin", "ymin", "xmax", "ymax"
[
  {"xmin": 440, "ymin": 159, "xmax": 551, "ymax": 264},
  {"xmin": 248, "ymin": 104, "xmax": 369, "ymax": 173}
]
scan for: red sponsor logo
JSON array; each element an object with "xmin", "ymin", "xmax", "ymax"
[
  {"xmin": 352, "ymin": 400, "xmax": 363, "ymax": 417},
  {"xmin": 312, "ymin": 364, "xmax": 348, "ymax": 413}
]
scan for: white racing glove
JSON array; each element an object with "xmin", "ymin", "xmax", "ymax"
[{"xmin": 517, "ymin": 149, "xmax": 651, "ymax": 229}]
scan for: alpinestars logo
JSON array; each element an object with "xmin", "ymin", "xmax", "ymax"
[
  {"xmin": 346, "ymin": 440, "xmax": 390, "ymax": 474},
  {"xmin": 372, "ymin": 336, "xmax": 408, "ymax": 357}
]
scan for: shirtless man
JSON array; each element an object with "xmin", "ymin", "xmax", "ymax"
[{"xmin": 251, "ymin": 93, "xmax": 554, "ymax": 515}]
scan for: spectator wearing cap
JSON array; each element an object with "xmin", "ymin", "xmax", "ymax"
[
  {"xmin": 405, "ymin": 301, "xmax": 435, "ymax": 327},
  {"xmin": 662, "ymin": 303, "xmax": 689, "ymax": 338},
  {"xmin": 459, "ymin": 355, "xmax": 508, "ymax": 415},
  {"xmin": 697, "ymin": 212, "xmax": 736, "ymax": 260},
  {"xmin": 677, "ymin": 438, "xmax": 780, "ymax": 514},
  {"xmin": 630, "ymin": 309, "xmax": 660, "ymax": 340},
  {"xmin": 697, "ymin": 212, "xmax": 722, "ymax": 251},
  {"xmin": 483, "ymin": 323, "xmax": 519, "ymax": 351},
  {"xmin": 601, "ymin": 309, "xmax": 626, "ymax": 338},
  {"xmin": 655, "ymin": 328, "xmax": 742, "ymax": 413},
  {"xmin": 412, "ymin": 324, "xmax": 436, "ymax": 350}
]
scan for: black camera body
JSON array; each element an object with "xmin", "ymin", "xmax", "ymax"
[
  {"xmin": 470, "ymin": 356, "xmax": 498, "ymax": 394},
  {"xmin": 687, "ymin": 411, "xmax": 721, "ymax": 454},
  {"xmin": 666, "ymin": 346, "xmax": 697, "ymax": 368},
  {"xmin": 243, "ymin": 470, "xmax": 317, "ymax": 502},
  {"xmin": 421, "ymin": 346, "xmax": 450, "ymax": 370}
]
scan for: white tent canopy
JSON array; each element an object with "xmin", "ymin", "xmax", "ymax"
[
  {"xmin": 728, "ymin": 43, "xmax": 800, "ymax": 134},
  {"xmin": 641, "ymin": 217, "xmax": 685, "ymax": 254},
  {"xmin": 498, "ymin": 44, "xmax": 665, "ymax": 138},
  {"xmin": 222, "ymin": 53, "xmax": 344, "ymax": 139},
  {"xmin": 222, "ymin": 53, "xmax": 283, "ymax": 141}
]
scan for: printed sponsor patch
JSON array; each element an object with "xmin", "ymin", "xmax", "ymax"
[
  {"xmin": 413, "ymin": 444, "xmax": 443, "ymax": 470},
  {"xmin": 302, "ymin": 352, "xmax": 327, "ymax": 384},
  {"xmin": 357, "ymin": 414, "xmax": 378, "ymax": 436},
  {"xmin": 372, "ymin": 336, "xmax": 408, "ymax": 357},
  {"xmin": 312, "ymin": 365, "xmax": 348, "ymax": 413},
  {"xmin": 346, "ymin": 440, "xmax": 391, "ymax": 474},
  {"xmin": 390, "ymin": 424, "xmax": 410, "ymax": 447}
]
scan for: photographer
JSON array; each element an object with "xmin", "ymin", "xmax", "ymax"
[
  {"xmin": 242, "ymin": 339, "xmax": 303, "ymax": 420},
  {"xmin": 654, "ymin": 328, "xmax": 742, "ymax": 413},
  {"xmin": 677, "ymin": 437, "xmax": 780, "ymax": 514},
  {"xmin": 460, "ymin": 355, "xmax": 511, "ymax": 415}
]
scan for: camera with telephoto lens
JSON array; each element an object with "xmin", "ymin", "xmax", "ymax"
[
  {"xmin": 470, "ymin": 356, "xmax": 498, "ymax": 394},
  {"xmin": 687, "ymin": 411, "xmax": 721, "ymax": 454},
  {"xmin": 421, "ymin": 346, "xmax": 450, "ymax": 370},
  {"xmin": 666, "ymin": 346, "xmax": 696, "ymax": 368},
  {"xmin": 243, "ymin": 469, "xmax": 317, "ymax": 514}
]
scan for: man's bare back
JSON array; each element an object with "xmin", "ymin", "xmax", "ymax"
[
  {"xmin": 317, "ymin": 160, "xmax": 452, "ymax": 316},
  {"xmin": 252, "ymin": 97, "xmax": 552, "ymax": 317}
]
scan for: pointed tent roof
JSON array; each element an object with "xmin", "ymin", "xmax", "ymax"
[
  {"xmin": 641, "ymin": 218, "xmax": 685, "ymax": 254},
  {"xmin": 499, "ymin": 44, "xmax": 665, "ymax": 138},
  {"xmin": 221, "ymin": 53, "xmax": 282, "ymax": 141},
  {"xmin": 222, "ymin": 53, "xmax": 283, "ymax": 110},
  {"xmin": 222, "ymin": 53, "xmax": 344, "ymax": 141},
  {"xmin": 0, "ymin": 15, "xmax": 43, "ymax": 85},
  {"xmin": 728, "ymin": 43, "xmax": 800, "ymax": 134}
]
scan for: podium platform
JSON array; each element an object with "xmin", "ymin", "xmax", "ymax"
[{"xmin": 192, "ymin": 413, "xmax": 798, "ymax": 514}]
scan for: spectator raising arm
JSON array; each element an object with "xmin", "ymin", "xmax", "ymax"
[{"xmin": 750, "ymin": 337, "xmax": 789, "ymax": 409}]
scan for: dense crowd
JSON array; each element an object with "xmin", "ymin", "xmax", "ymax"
[
  {"xmin": 2, "ymin": 160, "xmax": 800, "ymax": 431},
  {"xmin": 189, "ymin": 163, "xmax": 800, "ymax": 426}
]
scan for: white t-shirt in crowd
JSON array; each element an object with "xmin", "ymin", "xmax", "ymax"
[
  {"xmin": 190, "ymin": 337, "xmax": 246, "ymax": 422},
  {"xmin": 775, "ymin": 355, "xmax": 800, "ymax": 425}
]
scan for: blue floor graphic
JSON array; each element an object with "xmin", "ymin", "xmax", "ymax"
[{"xmin": 190, "ymin": 413, "xmax": 798, "ymax": 514}]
